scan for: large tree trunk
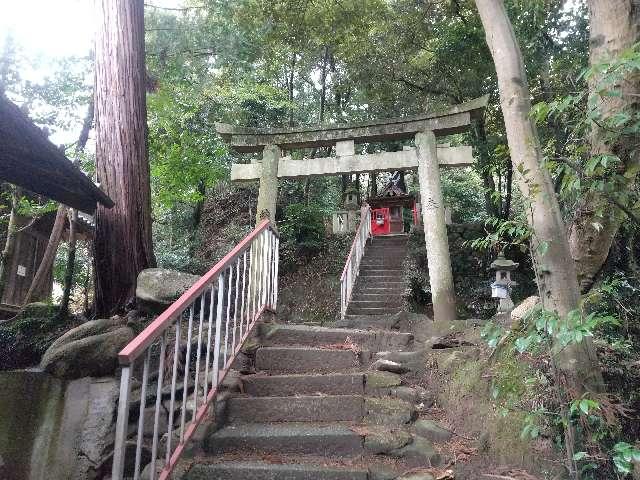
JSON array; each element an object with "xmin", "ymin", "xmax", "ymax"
[
  {"xmin": 474, "ymin": 0, "xmax": 603, "ymax": 392},
  {"xmin": 0, "ymin": 186, "xmax": 21, "ymax": 302},
  {"xmin": 567, "ymin": 0, "xmax": 639, "ymax": 292},
  {"xmin": 94, "ymin": 0, "xmax": 156, "ymax": 316}
]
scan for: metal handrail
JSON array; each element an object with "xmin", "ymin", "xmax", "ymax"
[
  {"xmin": 340, "ymin": 204, "xmax": 371, "ymax": 319},
  {"xmin": 111, "ymin": 219, "xmax": 279, "ymax": 480}
]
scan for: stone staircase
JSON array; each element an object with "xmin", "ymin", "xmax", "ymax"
[
  {"xmin": 184, "ymin": 320, "xmax": 448, "ymax": 480},
  {"xmin": 346, "ymin": 235, "xmax": 409, "ymax": 318}
]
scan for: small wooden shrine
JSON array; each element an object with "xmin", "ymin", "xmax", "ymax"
[{"xmin": 368, "ymin": 176, "xmax": 418, "ymax": 236}]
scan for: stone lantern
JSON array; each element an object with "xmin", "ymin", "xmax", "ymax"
[{"xmin": 490, "ymin": 252, "xmax": 519, "ymax": 320}]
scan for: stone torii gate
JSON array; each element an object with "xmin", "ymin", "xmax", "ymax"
[{"xmin": 216, "ymin": 95, "xmax": 488, "ymax": 322}]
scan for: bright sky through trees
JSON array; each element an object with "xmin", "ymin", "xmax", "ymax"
[{"xmin": 0, "ymin": 0, "xmax": 183, "ymax": 144}]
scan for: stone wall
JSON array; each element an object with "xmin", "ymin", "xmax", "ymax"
[{"xmin": 0, "ymin": 371, "xmax": 119, "ymax": 480}]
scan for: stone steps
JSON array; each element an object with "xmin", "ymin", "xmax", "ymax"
[
  {"xmin": 226, "ymin": 395, "xmax": 364, "ymax": 423},
  {"xmin": 185, "ymin": 460, "xmax": 368, "ymax": 480},
  {"xmin": 261, "ymin": 324, "xmax": 412, "ymax": 350},
  {"xmin": 182, "ymin": 230, "xmax": 426, "ymax": 480},
  {"xmin": 358, "ymin": 275, "xmax": 403, "ymax": 282},
  {"xmin": 348, "ymin": 300, "xmax": 402, "ymax": 309},
  {"xmin": 347, "ymin": 306, "xmax": 402, "ymax": 316},
  {"xmin": 359, "ymin": 266, "xmax": 403, "ymax": 273},
  {"xmin": 255, "ymin": 347, "xmax": 360, "ymax": 373},
  {"xmin": 352, "ymin": 287, "xmax": 404, "ymax": 295},
  {"xmin": 359, "ymin": 261, "xmax": 405, "ymax": 267},
  {"xmin": 357, "ymin": 280, "xmax": 405, "ymax": 288},
  {"xmin": 346, "ymin": 231, "xmax": 408, "ymax": 315},
  {"xmin": 243, "ymin": 373, "xmax": 365, "ymax": 397},
  {"xmin": 206, "ymin": 422, "xmax": 364, "ymax": 456}
]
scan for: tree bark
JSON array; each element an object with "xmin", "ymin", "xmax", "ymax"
[
  {"xmin": 370, "ymin": 172, "xmax": 378, "ymax": 198},
  {"xmin": 288, "ymin": 52, "xmax": 296, "ymax": 127},
  {"xmin": 471, "ymin": 118, "xmax": 499, "ymax": 217},
  {"xmin": 502, "ymin": 157, "xmax": 513, "ymax": 219},
  {"xmin": 0, "ymin": 186, "xmax": 21, "ymax": 302},
  {"xmin": 567, "ymin": 0, "xmax": 639, "ymax": 292},
  {"xmin": 474, "ymin": 0, "xmax": 604, "ymax": 395},
  {"xmin": 61, "ymin": 99, "xmax": 94, "ymax": 315},
  {"xmin": 94, "ymin": 0, "xmax": 156, "ymax": 315},
  {"xmin": 319, "ymin": 45, "xmax": 330, "ymax": 124},
  {"xmin": 23, "ymin": 205, "xmax": 67, "ymax": 305},
  {"xmin": 60, "ymin": 208, "xmax": 78, "ymax": 314}
]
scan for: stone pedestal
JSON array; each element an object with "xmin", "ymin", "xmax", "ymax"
[
  {"xmin": 415, "ymin": 130, "xmax": 457, "ymax": 322},
  {"xmin": 332, "ymin": 210, "xmax": 359, "ymax": 234}
]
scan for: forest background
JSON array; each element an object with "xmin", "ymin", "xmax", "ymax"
[{"xmin": 1, "ymin": 0, "xmax": 639, "ymax": 477}]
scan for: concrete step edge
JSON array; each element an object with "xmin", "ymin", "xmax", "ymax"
[{"xmin": 186, "ymin": 461, "xmax": 368, "ymax": 479}]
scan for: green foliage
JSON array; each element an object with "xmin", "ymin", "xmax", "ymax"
[
  {"xmin": 440, "ymin": 168, "xmax": 487, "ymax": 223},
  {"xmin": 533, "ymin": 43, "xmax": 640, "ymax": 220},
  {"xmin": 148, "ymin": 85, "xmax": 229, "ymax": 212},
  {"xmin": 279, "ymin": 203, "xmax": 326, "ymax": 261},
  {"xmin": 469, "ymin": 216, "xmax": 532, "ymax": 252},
  {"xmin": 613, "ymin": 442, "xmax": 640, "ymax": 475},
  {"xmin": 0, "ymin": 304, "xmax": 71, "ymax": 370}
]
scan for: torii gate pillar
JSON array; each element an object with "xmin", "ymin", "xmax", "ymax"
[
  {"xmin": 255, "ymin": 144, "xmax": 280, "ymax": 224},
  {"xmin": 416, "ymin": 130, "xmax": 457, "ymax": 322}
]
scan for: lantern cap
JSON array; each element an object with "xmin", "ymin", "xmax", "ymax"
[{"xmin": 490, "ymin": 252, "xmax": 519, "ymax": 271}]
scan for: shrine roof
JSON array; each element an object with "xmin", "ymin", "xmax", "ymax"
[{"xmin": 0, "ymin": 95, "xmax": 113, "ymax": 213}]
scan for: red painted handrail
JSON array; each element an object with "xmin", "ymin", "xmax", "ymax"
[
  {"xmin": 340, "ymin": 204, "xmax": 371, "ymax": 282},
  {"xmin": 119, "ymin": 219, "xmax": 276, "ymax": 365}
]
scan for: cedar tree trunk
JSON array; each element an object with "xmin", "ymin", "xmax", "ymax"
[
  {"xmin": 568, "ymin": 0, "xmax": 639, "ymax": 292},
  {"xmin": 94, "ymin": 0, "xmax": 155, "ymax": 315}
]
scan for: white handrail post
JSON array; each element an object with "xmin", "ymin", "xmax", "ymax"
[
  {"xmin": 273, "ymin": 235, "xmax": 280, "ymax": 306},
  {"xmin": 212, "ymin": 274, "xmax": 225, "ymax": 387},
  {"xmin": 112, "ymin": 365, "xmax": 132, "ymax": 480}
]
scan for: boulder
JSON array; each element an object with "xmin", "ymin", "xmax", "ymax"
[
  {"xmin": 136, "ymin": 268, "xmax": 200, "ymax": 313},
  {"xmin": 364, "ymin": 427, "xmax": 412, "ymax": 454},
  {"xmin": 398, "ymin": 474, "xmax": 435, "ymax": 480},
  {"xmin": 20, "ymin": 302, "xmax": 58, "ymax": 319},
  {"xmin": 391, "ymin": 386, "xmax": 420, "ymax": 404},
  {"xmin": 511, "ymin": 296, "xmax": 540, "ymax": 324},
  {"xmin": 394, "ymin": 435, "xmax": 442, "ymax": 467},
  {"xmin": 41, "ymin": 317, "xmax": 135, "ymax": 379},
  {"xmin": 372, "ymin": 359, "xmax": 409, "ymax": 374},
  {"xmin": 365, "ymin": 371, "xmax": 402, "ymax": 389},
  {"xmin": 141, "ymin": 460, "xmax": 164, "ymax": 480},
  {"xmin": 375, "ymin": 350, "xmax": 427, "ymax": 374},
  {"xmin": 413, "ymin": 419, "xmax": 453, "ymax": 443},
  {"xmin": 369, "ymin": 468, "xmax": 398, "ymax": 480},
  {"xmin": 365, "ymin": 397, "xmax": 416, "ymax": 425}
]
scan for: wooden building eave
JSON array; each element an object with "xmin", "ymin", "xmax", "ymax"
[{"xmin": 0, "ymin": 95, "xmax": 114, "ymax": 213}]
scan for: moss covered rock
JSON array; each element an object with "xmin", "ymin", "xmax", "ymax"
[{"xmin": 40, "ymin": 317, "xmax": 134, "ymax": 379}]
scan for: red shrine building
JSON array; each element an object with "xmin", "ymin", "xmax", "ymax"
[{"xmin": 368, "ymin": 179, "xmax": 419, "ymax": 236}]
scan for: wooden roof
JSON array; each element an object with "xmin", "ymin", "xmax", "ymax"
[
  {"xmin": 216, "ymin": 95, "xmax": 489, "ymax": 153},
  {"xmin": 0, "ymin": 95, "xmax": 114, "ymax": 213}
]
